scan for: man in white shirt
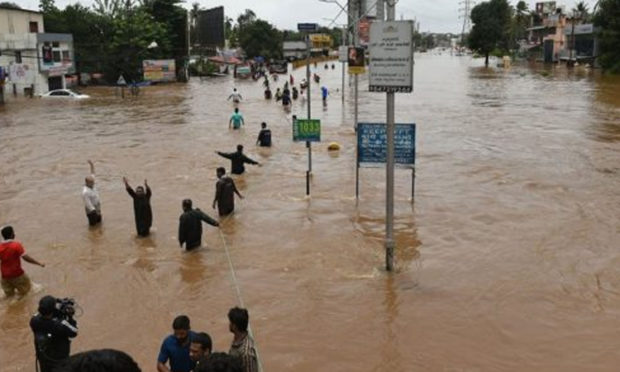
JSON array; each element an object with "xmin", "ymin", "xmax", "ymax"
[
  {"xmin": 82, "ymin": 160, "xmax": 101, "ymax": 226},
  {"xmin": 227, "ymin": 88, "xmax": 242, "ymax": 104}
]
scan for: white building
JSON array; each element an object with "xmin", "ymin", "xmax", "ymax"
[{"xmin": 0, "ymin": 6, "xmax": 74, "ymax": 98}]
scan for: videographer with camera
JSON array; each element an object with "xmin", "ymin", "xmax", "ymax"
[{"xmin": 30, "ymin": 295, "xmax": 78, "ymax": 372}]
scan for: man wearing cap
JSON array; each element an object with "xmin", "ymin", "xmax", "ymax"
[
  {"xmin": 0, "ymin": 225, "xmax": 45, "ymax": 298},
  {"xmin": 30, "ymin": 295, "xmax": 78, "ymax": 372}
]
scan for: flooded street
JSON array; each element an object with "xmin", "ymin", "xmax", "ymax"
[{"xmin": 1, "ymin": 54, "xmax": 620, "ymax": 371}]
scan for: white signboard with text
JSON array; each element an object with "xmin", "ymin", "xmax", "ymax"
[{"xmin": 369, "ymin": 20, "xmax": 414, "ymax": 93}]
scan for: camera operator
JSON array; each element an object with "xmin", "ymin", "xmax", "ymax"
[{"xmin": 30, "ymin": 295, "xmax": 78, "ymax": 372}]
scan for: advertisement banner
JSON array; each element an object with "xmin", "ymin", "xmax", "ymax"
[
  {"xmin": 358, "ymin": 16, "xmax": 374, "ymax": 47},
  {"xmin": 369, "ymin": 21, "xmax": 414, "ymax": 93},
  {"xmin": 143, "ymin": 59, "xmax": 176, "ymax": 82},
  {"xmin": 8, "ymin": 63, "xmax": 35, "ymax": 84},
  {"xmin": 348, "ymin": 47, "xmax": 365, "ymax": 75}
]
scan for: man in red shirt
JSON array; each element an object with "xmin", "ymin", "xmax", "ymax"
[{"xmin": 0, "ymin": 226, "xmax": 45, "ymax": 298}]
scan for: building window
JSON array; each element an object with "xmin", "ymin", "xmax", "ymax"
[
  {"xmin": 29, "ymin": 21, "xmax": 38, "ymax": 33},
  {"xmin": 15, "ymin": 51, "xmax": 22, "ymax": 63},
  {"xmin": 53, "ymin": 51, "xmax": 61, "ymax": 62},
  {"xmin": 62, "ymin": 50, "xmax": 70, "ymax": 61},
  {"xmin": 52, "ymin": 42, "xmax": 60, "ymax": 47}
]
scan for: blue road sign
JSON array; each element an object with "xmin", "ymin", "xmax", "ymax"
[
  {"xmin": 297, "ymin": 23, "xmax": 319, "ymax": 32},
  {"xmin": 357, "ymin": 123, "xmax": 416, "ymax": 167}
]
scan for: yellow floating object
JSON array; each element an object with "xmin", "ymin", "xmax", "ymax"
[{"xmin": 328, "ymin": 142, "xmax": 340, "ymax": 151}]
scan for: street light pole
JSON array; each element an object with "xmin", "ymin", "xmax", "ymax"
[{"xmin": 385, "ymin": 0, "xmax": 396, "ymax": 271}]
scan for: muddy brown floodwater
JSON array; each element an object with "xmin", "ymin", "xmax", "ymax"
[{"xmin": 1, "ymin": 54, "xmax": 620, "ymax": 371}]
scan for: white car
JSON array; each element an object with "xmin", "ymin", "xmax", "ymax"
[{"xmin": 40, "ymin": 89, "xmax": 90, "ymax": 99}]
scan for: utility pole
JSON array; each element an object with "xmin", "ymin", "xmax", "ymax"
[
  {"xmin": 306, "ymin": 32, "xmax": 312, "ymax": 195},
  {"xmin": 341, "ymin": 25, "xmax": 346, "ymax": 103},
  {"xmin": 385, "ymin": 0, "xmax": 396, "ymax": 272},
  {"xmin": 458, "ymin": 0, "xmax": 473, "ymax": 49}
]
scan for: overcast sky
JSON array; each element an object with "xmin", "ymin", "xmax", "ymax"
[{"xmin": 17, "ymin": 0, "xmax": 600, "ymax": 33}]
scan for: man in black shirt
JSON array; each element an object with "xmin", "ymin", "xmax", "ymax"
[
  {"xmin": 216, "ymin": 145, "xmax": 261, "ymax": 175},
  {"xmin": 256, "ymin": 122, "xmax": 272, "ymax": 147},
  {"xmin": 178, "ymin": 199, "xmax": 219, "ymax": 250},
  {"xmin": 213, "ymin": 167, "xmax": 244, "ymax": 217},
  {"xmin": 30, "ymin": 295, "xmax": 78, "ymax": 372},
  {"xmin": 123, "ymin": 177, "xmax": 152, "ymax": 237}
]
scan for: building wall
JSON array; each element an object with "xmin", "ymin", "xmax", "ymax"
[{"xmin": 0, "ymin": 8, "xmax": 44, "ymax": 34}]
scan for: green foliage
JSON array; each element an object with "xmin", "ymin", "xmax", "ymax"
[
  {"xmin": 107, "ymin": 8, "xmax": 170, "ymax": 81},
  {"xmin": 0, "ymin": 2, "xmax": 21, "ymax": 9},
  {"xmin": 594, "ymin": 0, "xmax": 620, "ymax": 73},
  {"xmin": 238, "ymin": 19, "xmax": 283, "ymax": 59},
  {"xmin": 468, "ymin": 0, "xmax": 513, "ymax": 66}
]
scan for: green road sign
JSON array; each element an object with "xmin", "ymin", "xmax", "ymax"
[{"xmin": 293, "ymin": 119, "xmax": 321, "ymax": 142}]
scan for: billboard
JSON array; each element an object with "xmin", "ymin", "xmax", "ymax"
[
  {"xmin": 348, "ymin": 47, "xmax": 365, "ymax": 74},
  {"xmin": 8, "ymin": 63, "xmax": 35, "ymax": 84},
  {"xmin": 358, "ymin": 16, "xmax": 374, "ymax": 47},
  {"xmin": 143, "ymin": 60, "xmax": 176, "ymax": 82},
  {"xmin": 535, "ymin": 1, "xmax": 556, "ymax": 14},
  {"xmin": 196, "ymin": 6, "xmax": 225, "ymax": 48},
  {"xmin": 369, "ymin": 21, "xmax": 414, "ymax": 93}
]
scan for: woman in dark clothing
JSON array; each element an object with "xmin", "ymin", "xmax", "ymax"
[{"xmin": 123, "ymin": 177, "xmax": 152, "ymax": 237}]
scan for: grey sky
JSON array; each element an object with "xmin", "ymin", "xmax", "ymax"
[{"xmin": 17, "ymin": 0, "xmax": 600, "ymax": 33}]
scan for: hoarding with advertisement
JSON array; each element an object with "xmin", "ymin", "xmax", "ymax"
[
  {"xmin": 197, "ymin": 6, "xmax": 225, "ymax": 48},
  {"xmin": 348, "ymin": 47, "xmax": 365, "ymax": 74},
  {"xmin": 358, "ymin": 16, "xmax": 374, "ymax": 47},
  {"xmin": 535, "ymin": 1, "xmax": 556, "ymax": 14},
  {"xmin": 8, "ymin": 63, "xmax": 35, "ymax": 84},
  {"xmin": 143, "ymin": 59, "xmax": 176, "ymax": 82}
]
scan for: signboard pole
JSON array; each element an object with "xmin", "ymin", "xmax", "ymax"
[
  {"xmin": 412, "ymin": 167, "xmax": 415, "ymax": 202},
  {"xmin": 385, "ymin": 0, "xmax": 396, "ymax": 272},
  {"xmin": 341, "ymin": 26, "xmax": 346, "ymax": 104},
  {"xmin": 306, "ymin": 33, "xmax": 312, "ymax": 196}
]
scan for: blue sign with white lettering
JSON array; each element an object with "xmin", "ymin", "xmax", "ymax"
[
  {"xmin": 357, "ymin": 123, "xmax": 416, "ymax": 167},
  {"xmin": 297, "ymin": 23, "xmax": 319, "ymax": 32}
]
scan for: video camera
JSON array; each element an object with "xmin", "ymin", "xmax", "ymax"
[{"xmin": 54, "ymin": 297, "xmax": 77, "ymax": 319}]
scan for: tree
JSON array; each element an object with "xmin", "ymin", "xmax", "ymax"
[
  {"xmin": 593, "ymin": 0, "xmax": 620, "ymax": 73},
  {"xmin": 573, "ymin": 1, "xmax": 590, "ymax": 23},
  {"xmin": 513, "ymin": 1, "xmax": 530, "ymax": 42},
  {"xmin": 0, "ymin": 2, "xmax": 21, "ymax": 9},
  {"xmin": 107, "ymin": 7, "xmax": 170, "ymax": 81},
  {"xmin": 468, "ymin": 0, "xmax": 513, "ymax": 66},
  {"xmin": 238, "ymin": 19, "xmax": 282, "ymax": 59},
  {"xmin": 143, "ymin": 0, "xmax": 187, "ymax": 76}
]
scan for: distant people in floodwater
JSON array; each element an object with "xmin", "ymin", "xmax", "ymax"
[
  {"xmin": 292, "ymin": 86, "xmax": 299, "ymax": 100},
  {"xmin": 82, "ymin": 160, "xmax": 102, "ymax": 226},
  {"xmin": 216, "ymin": 145, "xmax": 260, "ymax": 175},
  {"xmin": 321, "ymin": 86, "xmax": 328, "ymax": 101},
  {"xmin": 264, "ymin": 87, "xmax": 272, "ymax": 100},
  {"xmin": 178, "ymin": 199, "xmax": 219, "ymax": 250},
  {"xmin": 274, "ymin": 88, "xmax": 282, "ymax": 102},
  {"xmin": 324, "ymin": 64, "xmax": 329, "ymax": 69},
  {"xmin": 229, "ymin": 108, "xmax": 245, "ymax": 130},
  {"xmin": 331, "ymin": 64, "xmax": 335, "ymax": 69},
  {"xmin": 227, "ymin": 88, "xmax": 242, "ymax": 104},
  {"xmin": 300, "ymin": 78, "xmax": 308, "ymax": 90},
  {"xmin": 213, "ymin": 167, "xmax": 243, "ymax": 217},
  {"xmin": 313, "ymin": 73, "xmax": 320, "ymax": 83},
  {"xmin": 256, "ymin": 122, "xmax": 272, "ymax": 147},
  {"xmin": 282, "ymin": 91, "xmax": 291, "ymax": 106},
  {"xmin": 289, "ymin": 74, "xmax": 294, "ymax": 85},
  {"xmin": 123, "ymin": 177, "xmax": 152, "ymax": 237}
]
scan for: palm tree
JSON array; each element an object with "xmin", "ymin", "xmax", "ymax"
[{"xmin": 573, "ymin": 1, "xmax": 590, "ymax": 23}]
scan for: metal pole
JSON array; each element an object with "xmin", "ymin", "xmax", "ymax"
[
  {"xmin": 411, "ymin": 167, "xmax": 415, "ymax": 202},
  {"xmin": 306, "ymin": 33, "xmax": 312, "ymax": 195},
  {"xmin": 385, "ymin": 0, "xmax": 395, "ymax": 272},
  {"xmin": 341, "ymin": 26, "xmax": 345, "ymax": 103}
]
